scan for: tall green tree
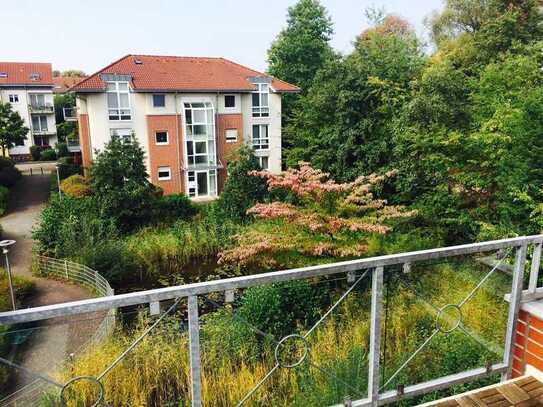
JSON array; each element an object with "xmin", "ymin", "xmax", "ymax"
[
  {"xmin": 267, "ymin": 0, "xmax": 335, "ymax": 156},
  {"xmin": 0, "ymin": 102, "xmax": 28, "ymax": 156},
  {"xmin": 287, "ymin": 14, "xmax": 425, "ymax": 180},
  {"xmin": 90, "ymin": 135, "xmax": 155, "ymax": 230}
]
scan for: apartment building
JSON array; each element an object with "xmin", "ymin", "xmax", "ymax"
[
  {"xmin": 70, "ymin": 54, "xmax": 299, "ymax": 198},
  {"xmin": 0, "ymin": 62, "xmax": 58, "ymax": 159}
]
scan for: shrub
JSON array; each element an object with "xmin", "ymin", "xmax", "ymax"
[
  {"xmin": 55, "ymin": 142, "xmax": 69, "ymax": 158},
  {"xmin": 57, "ymin": 156, "xmax": 81, "ymax": 179},
  {"xmin": 39, "ymin": 148, "xmax": 57, "ymax": 161},
  {"xmin": 153, "ymin": 193, "xmax": 196, "ymax": 222},
  {"xmin": 0, "ymin": 186, "xmax": 9, "ymax": 216},
  {"xmin": 215, "ymin": 145, "xmax": 268, "ymax": 223},
  {"xmin": 30, "ymin": 145, "xmax": 42, "ymax": 161},
  {"xmin": 0, "ymin": 166, "xmax": 21, "ymax": 188},
  {"xmin": 0, "ymin": 157, "xmax": 14, "ymax": 170},
  {"xmin": 60, "ymin": 175, "xmax": 91, "ymax": 198},
  {"xmin": 236, "ymin": 280, "xmax": 328, "ymax": 338}
]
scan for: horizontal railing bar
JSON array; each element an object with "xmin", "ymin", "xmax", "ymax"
[
  {"xmin": 343, "ymin": 363, "xmax": 507, "ymax": 407},
  {"xmin": 1, "ymin": 235, "xmax": 541, "ymax": 324}
]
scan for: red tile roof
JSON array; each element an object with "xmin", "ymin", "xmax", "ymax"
[
  {"xmin": 53, "ymin": 75, "xmax": 86, "ymax": 93},
  {"xmin": 0, "ymin": 62, "xmax": 53, "ymax": 86},
  {"xmin": 70, "ymin": 54, "xmax": 300, "ymax": 93}
]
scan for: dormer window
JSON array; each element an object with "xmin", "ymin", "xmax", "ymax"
[
  {"xmin": 30, "ymin": 73, "xmax": 41, "ymax": 81},
  {"xmin": 252, "ymin": 83, "xmax": 269, "ymax": 117},
  {"xmin": 0, "ymin": 73, "xmax": 7, "ymax": 79},
  {"xmin": 106, "ymin": 82, "xmax": 131, "ymax": 121}
]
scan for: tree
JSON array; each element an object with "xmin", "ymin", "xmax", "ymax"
[
  {"xmin": 286, "ymin": 14, "xmax": 425, "ymax": 180},
  {"xmin": 215, "ymin": 145, "xmax": 268, "ymax": 222},
  {"xmin": 267, "ymin": 0, "xmax": 335, "ymax": 155},
  {"xmin": 0, "ymin": 102, "xmax": 28, "ymax": 156},
  {"xmin": 90, "ymin": 135, "xmax": 155, "ymax": 230},
  {"xmin": 267, "ymin": 0, "xmax": 334, "ymax": 93}
]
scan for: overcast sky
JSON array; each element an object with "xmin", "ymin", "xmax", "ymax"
[{"xmin": 2, "ymin": 0, "xmax": 444, "ymax": 75}]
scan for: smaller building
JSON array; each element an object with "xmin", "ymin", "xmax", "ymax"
[{"xmin": 0, "ymin": 62, "xmax": 58, "ymax": 160}]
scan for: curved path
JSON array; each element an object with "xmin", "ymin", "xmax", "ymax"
[{"xmin": 1, "ymin": 168, "xmax": 97, "ymax": 388}]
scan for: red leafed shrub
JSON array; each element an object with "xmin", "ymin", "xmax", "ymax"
[{"xmin": 218, "ymin": 163, "xmax": 417, "ymax": 269}]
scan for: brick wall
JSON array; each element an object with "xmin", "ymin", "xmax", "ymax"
[
  {"xmin": 78, "ymin": 114, "xmax": 92, "ymax": 174},
  {"xmin": 146, "ymin": 115, "xmax": 184, "ymax": 195},
  {"xmin": 216, "ymin": 113, "xmax": 243, "ymax": 192},
  {"xmin": 512, "ymin": 309, "xmax": 543, "ymax": 377}
]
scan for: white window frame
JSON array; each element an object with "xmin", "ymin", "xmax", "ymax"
[
  {"xmin": 106, "ymin": 81, "xmax": 131, "ymax": 121},
  {"xmin": 157, "ymin": 166, "xmax": 171, "ymax": 181},
  {"xmin": 258, "ymin": 155, "xmax": 269, "ymax": 170},
  {"xmin": 110, "ymin": 128, "xmax": 133, "ymax": 143},
  {"xmin": 8, "ymin": 94, "xmax": 19, "ymax": 103},
  {"xmin": 32, "ymin": 115, "xmax": 48, "ymax": 132},
  {"xmin": 152, "ymin": 94, "xmax": 166, "ymax": 108},
  {"xmin": 155, "ymin": 131, "xmax": 169, "ymax": 145},
  {"xmin": 252, "ymin": 83, "xmax": 270, "ymax": 117},
  {"xmin": 29, "ymin": 93, "xmax": 46, "ymax": 108},
  {"xmin": 252, "ymin": 124, "xmax": 269, "ymax": 150},
  {"xmin": 187, "ymin": 169, "xmax": 217, "ymax": 198},
  {"xmin": 224, "ymin": 94, "xmax": 236, "ymax": 109},
  {"xmin": 225, "ymin": 129, "xmax": 238, "ymax": 143}
]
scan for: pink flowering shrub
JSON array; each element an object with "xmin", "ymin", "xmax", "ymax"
[{"xmin": 218, "ymin": 163, "xmax": 417, "ymax": 269}]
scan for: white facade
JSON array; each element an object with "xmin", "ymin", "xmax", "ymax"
[
  {"xmin": 77, "ymin": 85, "xmax": 283, "ymax": 197},
  {"xmin": 0, "ymin": 87, "xmax": 57, "ymax": 156}
]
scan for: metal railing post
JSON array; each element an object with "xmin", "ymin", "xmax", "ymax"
[
  {"xmin": 528, "ymin": 242, "xmax": 542, "ymax": 293},
  {"xmin": 503, "ymin": 243, "xmax": 527, "ymax": 380},
  {"xmin": 64, "ymin": 259, "xmax": 69, "ymax": 279},
  {"xmin": 188, "ymin": 295, "xmax": 202, "ymax": 407},
  {"xmin": 368, "ymin": 266, "xmax": 384, "ymax": 405}
]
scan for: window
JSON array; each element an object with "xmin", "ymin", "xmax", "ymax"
[
  {"xmin": 187, "ymin": 169, "xmax": 216, "ymax": 198},
  {"xmin": 157, "ymin": 166, "xmax": 171, "ymax": 181},
  {"xmin": 30, "ymin": 73, "xmax": 41, "ymax": 81},
  {"xmin": 8, "ymin": 94, "xmax": 19, "ymax": 103},
  {"xmin": 258, "ymin": 156, "xmax": 269, "ymax": 170},
  {"xmin": 29, "ymin": 94, "xmax": 46, "ymax": 107},
  {"xmin": 34, "ymin": 135, "xmax": 49, "ymax": 146},
  {"xmin": 152, "ymin": 94, "xmax": 165, "ymax": 108},
  {"xmin": 107, "ymin": 82, "xmax": 131, "ymax": 120},
  {"xmin": 252, "ymin": 124, "xmax": 269, "ymax": 150},
  {"xmin": 110, "ymin": 128, "xmax": 133, "ymax": 142},
  {"xmin": 32, "ymin": 115, "xmax": 48, "ymax": 132},
  {"xmin": 225, "ymin": 129, "xmax": 238, "ymax": 143},
  {"xmin": 252, "ymin": 83, "xmax": 269, "ymax": 117},
  {"xmin": 155, "ymin": 131, "xmax": 168, "ymax": 145},
  {"xmin": 183, "ymin": 101, "xmax": 216, "ymax": 168},
  {"xmin": 224, "ymin": 95, "xmax": 235, "ymax": 108}
]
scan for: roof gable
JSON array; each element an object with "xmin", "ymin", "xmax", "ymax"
[{"xmin": 71, "ymin": 54, "xmax": 299, "ymax": 93}]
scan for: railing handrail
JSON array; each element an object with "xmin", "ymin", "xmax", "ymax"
[{"xmin": 1, "ymin": 235, "xmax": 541, "ymax": 325}]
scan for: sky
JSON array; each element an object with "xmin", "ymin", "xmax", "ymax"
[{"xmin": 2, "ymin": 0, "xmax": 444, "ymax": 75}]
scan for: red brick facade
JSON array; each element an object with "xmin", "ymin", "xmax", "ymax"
[
  {"xmin": 216, "ymin": 113, "xmax": 243, "ymax": 192},
  {"xmin": 146, "ymin": 115, "xmax": 184, "ymax": 195},
  {"xmin": 512, "ymin": 309, "xmax": 543, "ymax": 377},
  {"xmin": 78, "ymin": 114, "xmax": 92, "ymax": 174}
]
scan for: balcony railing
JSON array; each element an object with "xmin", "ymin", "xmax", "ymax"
[
  {"xmin": 63, "ymin": 107, "xmax": 77, "ymax": 121},
  {"xmin": 0, "ymin": 235, "xmax": 541, "ymax": 407},
  {"xmin": 67, "ymin": 138, "xmax": 80, "ymax": 152},
  {"xmin": 28, "ymin": 104, "xmax": 54, "ymax": 114},
  {"xmin": 31, "ymin": 128, "xmax": 54, "ymax": 135}
]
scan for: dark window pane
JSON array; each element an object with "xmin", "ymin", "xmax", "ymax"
[
  {"xmin": 153, "ymin": 94, "xmax": 165, "ymax": 107},
  {"xmin": 252, "ymin": 125, "xmax": 259, "ymax": 139},
  {"xmin": 185, "ymin": 109, "xmax": 192, "ymax": 124},
  {"xmin": 155, "ymin": 131, "xmax": 168, "ymax": 143},
  {"xmin": 252, "ymin": 93, "xmax": 260, "ymax": 107},
  {"xmin": 186, "ymin": 141, "xmax": 194, "ymax": 155},
  {"xmin": 225, "ymin": 95, "xmax": 235, "ymax": 108}
]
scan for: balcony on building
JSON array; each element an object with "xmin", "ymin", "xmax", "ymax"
[
  {"xmin": 63, "ymin": 107, "xmax": 77, "ymax": 122},
  {"xmin": 67, "ymin": 137, "xmax": 81, "ymax": 152},
  {"xmin": 28, "ymin": 103, "xmax": 54, "ymax": 114}
]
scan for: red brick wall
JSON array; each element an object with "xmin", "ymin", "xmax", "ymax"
[
  {"xmin": 216, "ymin": 113, "xmax": 243, "ymax": 192},
  {"xmin": 512, "ymin": 309, "xmax": 543, "ymax": 377},
  {"xmin": 146, "ymin": 115, "xmax": 184, "ymax": 195},
  {"xmin": 78, "ymin": 114, "xmax": 92, "ymax": 175}
]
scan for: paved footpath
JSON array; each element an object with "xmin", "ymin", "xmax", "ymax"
[{"xmin": 1, "ymin": 170, "xmax": 98, "ymax": 389}]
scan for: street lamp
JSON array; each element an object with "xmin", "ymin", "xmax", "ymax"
[
  {"xmin": 0, "ymin": 240, "xmax": 16, "ymax": 311},
  {"xmin": 55, "ymin": 164, "xmax": 62, "ymax": 199}
]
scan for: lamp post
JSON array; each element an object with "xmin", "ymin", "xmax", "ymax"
[
  {"xmin": 55, "ymin": 164, "xmax": 62, "ymax": 199},
  {"xmin": 0, "ymin": 240, "xmax": 16, "ymax": 311}
]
